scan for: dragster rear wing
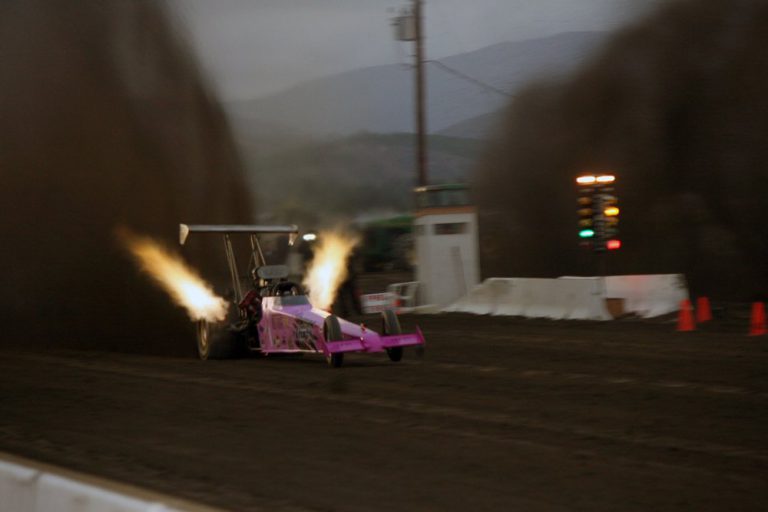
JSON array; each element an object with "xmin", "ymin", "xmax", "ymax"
[{"xmin": 179, "ymin": 224, "xmax": 299, "ymax": 246}]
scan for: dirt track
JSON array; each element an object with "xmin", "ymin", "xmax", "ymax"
[{"xmin": 1, "ymin": 312, "xmax": 767, "ymax": 511}]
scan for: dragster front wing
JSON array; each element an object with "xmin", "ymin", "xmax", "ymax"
[{"xmin": 322, "ymin": 327, "xmax": 425, "ymax": 355}]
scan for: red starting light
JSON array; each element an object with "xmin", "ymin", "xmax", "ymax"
[{"xmin": 606, "ymin": 239, "xmax": 621, "ymax": 250}]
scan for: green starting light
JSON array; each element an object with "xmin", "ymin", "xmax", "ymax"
[{"xmin": 579, "ymin": 229, "xmax": 595, "ymax": 238}]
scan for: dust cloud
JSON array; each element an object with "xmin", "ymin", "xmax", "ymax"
[
  {"xmin": 0, "ymin": 1, "xmax": 252, "ymax": 354},
  {"xmin": 475, "ymin": 0, "xmax": 768, "ymax": 300}
]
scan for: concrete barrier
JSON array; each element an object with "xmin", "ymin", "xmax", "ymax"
[
  {"xmin": 37, "ymin": 473, "xmax": 160, "ymax": 512},
  {"xmin": 444, "ymin": 274, "xmax": 689, "ymax": 320},
  {"xmin": 0, "ymin": 452, "xmax": 221, "ymax": 512},
  {"xmin": 0, "ymin": 459, "xmax": 37, "ymax": 511},
  {"xmin": 605, "ymin": 274, "xmax": 688, "ymax": 318},
  {"xmin": 443, "ymin": 278, "xmax": 503, "ymax": 315},
  {"xmin": 445, "ymin": 277, "xmax": 610, "ymax": 320}
]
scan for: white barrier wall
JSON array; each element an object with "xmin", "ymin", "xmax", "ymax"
[
  {"xmin": 37, "ymin": 474, "xmax": 157, "ymax": 512},
  {"xmin": 443, "ymin": 277, "xmax": 504, "ymax": 315},
  {"xmin": 0, "ymin": 460, "xmax": 37, "ymax": 512},
  {"xmin": 414, "ymin": 210, "xmax": 480, "ymax": 306},
  {"xmin": 445, "ymin": 277, "xmax": 611, "ymax": 320},
  {"xmin": 605, "ymin": 274, "xmax": 688, "ymax": 318},
  {"xmin": 0, "ymin": 454, "xmax": 220, "ymax": 512},
  {"xmin": 445, "ymin": 274, "xmax": 689, "ymax": 320}
]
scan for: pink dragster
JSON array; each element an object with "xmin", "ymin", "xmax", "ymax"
[{"xmin": 179, "ymin": 224, "xmax": 425, "ymax": 367}]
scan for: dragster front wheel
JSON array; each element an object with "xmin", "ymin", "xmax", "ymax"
[
  {"xmin": 382, "ymin": 309, "xmax": 403, "ymax": 362},
  {"xmin": 324, "ymin": 315, "xmax": 344, "ymax": 368}
]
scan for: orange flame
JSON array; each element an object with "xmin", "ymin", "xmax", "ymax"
[
  {"xmin": 118, "ymin": 229, "xmax": 228, "ymax": 322},
  {"xmin": 302, "ymin": 230, "xmax": 359, "ymax": 311}
]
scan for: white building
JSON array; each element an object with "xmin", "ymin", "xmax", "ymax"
[{"xmin": 413, "ymin": 184, "xmax": 480, "ymax": 306}]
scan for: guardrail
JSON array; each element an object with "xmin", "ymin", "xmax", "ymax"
[
  {"xmin": 386, "ymin": 281, "xmax": 420, "ymax": 309},
  {"xmin": 360, "ymin": 282, "xmax": 421, "ymax": 314}
]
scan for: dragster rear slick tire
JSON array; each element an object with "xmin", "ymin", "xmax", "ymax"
[
  {"xmin": 324, "ymin": 315, "xmax": 344, "ymax": 368},
  {"xmin": 382, "ymin": 309, "xmax": 403, "ymax": 362},
  {"xmin": 196, "ymin": 320, "xmax": 235, "ymax": 360},
  {"xmin": 196, "ymin": 320, "xmax": 211, "ymax": 360}
]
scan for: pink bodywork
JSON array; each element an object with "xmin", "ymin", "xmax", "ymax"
[{"xmin": 257, "ymin": 296, "xmax": 425, "ymax": 357}]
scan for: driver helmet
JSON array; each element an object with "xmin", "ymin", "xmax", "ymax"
[{"xmin": 250, "ymin": 267, "xmax": 260, "ymax": 287}]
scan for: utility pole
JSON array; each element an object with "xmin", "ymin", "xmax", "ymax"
[
  {"xmin": 414, "ymin": 0, "xmax": 427, "ymax": 187},
  {"xmin": 393, "ymin": 1, "xmax": 428, "ymax": 187}
]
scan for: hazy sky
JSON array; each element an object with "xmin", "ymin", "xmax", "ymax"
[{"xmin": 168, "ymin": 0, "xmax": 664, "ymax": 100}]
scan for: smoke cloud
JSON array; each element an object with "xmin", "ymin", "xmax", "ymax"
[
  {"xmin": 475, "ymin": 0, "xmax": 768, "ymax": 300},
  {"xmin": 0, "ymin": 1, "xmax": 252, "ymax": 354}
]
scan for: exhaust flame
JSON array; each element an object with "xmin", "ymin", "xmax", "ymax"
[
  {"xmin": 303, "ymin": 230, "xmax": 359, "ymax": 311},
  {"xmin": 118, "ymin": 229, "xmax": 228, "ymax": 322}
]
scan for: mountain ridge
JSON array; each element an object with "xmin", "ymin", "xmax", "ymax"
[{"xmin": 226, "ymin": 31, "xmax": 607, "ymax": 139}]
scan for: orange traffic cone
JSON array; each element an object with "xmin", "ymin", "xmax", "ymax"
[
  {"xmin": 696, "ymin": 296, "xmax": 712, "ymax": 323},
  {"xmin": 677, "ymin": 299, "xmax": 696, "ymax": 332},
  {"xmin": 749, "ymin": 302, "xmax": 766, "ymax": 336}
]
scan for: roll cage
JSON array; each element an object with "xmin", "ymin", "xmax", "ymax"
[{"xmin": 179, "ymin": 224, "xmax": 300, "ymax": 314}]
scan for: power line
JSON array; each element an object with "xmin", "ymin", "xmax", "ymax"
[{"xmin": 426, "ymin": 60, "xmax": 513, "ymax": 98}]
